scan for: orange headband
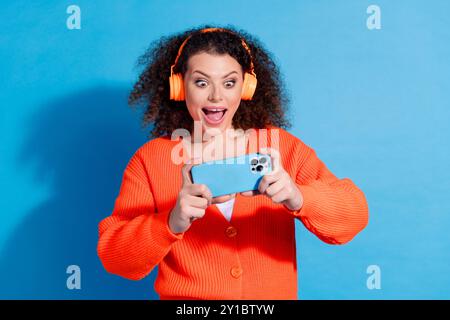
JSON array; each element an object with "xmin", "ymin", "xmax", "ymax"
[{"xmin": 170, "ymin": 27, "xmax": 255, "ymax": 76}]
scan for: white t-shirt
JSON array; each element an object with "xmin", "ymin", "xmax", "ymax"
[{"xmin": 215, "ymin": 197, "xmax": 236, "ymax": 222}]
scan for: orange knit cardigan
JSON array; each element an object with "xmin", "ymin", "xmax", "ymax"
[{"xmin": 97, "ymin": 127, "xmax": 369, "ymax": 299}]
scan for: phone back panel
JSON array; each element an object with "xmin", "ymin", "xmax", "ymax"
[{"xmin": 190, "ymin": 152, "xmax": 272, "ymax": 197}]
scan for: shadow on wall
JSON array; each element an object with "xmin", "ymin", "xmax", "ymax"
[{"xmin": 0, "ymin": 86, "xmax": 160, "ymax": 299}]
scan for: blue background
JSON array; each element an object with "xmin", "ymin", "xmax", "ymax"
[{"xmin": 1, "ymin": 0, "xmax": 449, "ymax": 299}]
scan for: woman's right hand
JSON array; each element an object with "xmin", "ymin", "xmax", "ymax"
[{"xmin": 169, "ymin": 159, "xmax": 234, "ymax": 234}]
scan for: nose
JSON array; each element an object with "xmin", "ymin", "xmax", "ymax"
[{"xmin": 208, "ymin": 84, "xmax": 223, "ymax": 102}]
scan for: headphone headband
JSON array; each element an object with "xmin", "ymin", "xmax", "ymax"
[{"xmin": 170, "ymin": 27, "xmax": 255, "ymax": 76}]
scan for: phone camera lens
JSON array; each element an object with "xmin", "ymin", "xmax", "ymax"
[
  {"xmin": 251, "ymin": 158, "xmax": 258, "ymax": 165},
  {"xmin": 259, "ymin": 157, "xmax": 267, "ymax": 164},
  {"xmin": 256, "ymin": 165, "xmax": 263, "ymax": 172}
]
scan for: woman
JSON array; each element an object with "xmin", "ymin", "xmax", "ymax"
[{"xmin": 97, "ymin": 25, "xmax": 369, "ymax": 300}]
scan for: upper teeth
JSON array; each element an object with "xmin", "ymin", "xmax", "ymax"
[{"xmin": 206, "ymin": 109, "xmax": 223, "ymax": 112}]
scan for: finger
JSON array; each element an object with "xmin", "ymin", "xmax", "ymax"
[
  {"xmin": 181, "ymin": 163, "xmax": 194, "ymax": 187},
  {"xmin": 240, "ymin": 190, "xmax": 260, "ymax": 197},
  {"xmin": 185, "ymin": 194, "xmax": 209, "ymax": 209},
  {"xmin": 271, "ymin": 189, "xmax": 289, "ymax": 204},
  {"xmin": 188, "ymin": 184, "xmax": 213, "ymax": 206},
  {"xmin": 181, "ymin": 157, "xmax": 202, "ymax": 187},
  {"xmin": 187, "ymin": 207, "xmax": 206, "ymax": 222},
  {"xmin": 258, "ymin": 174, "xmax": 278, "ymax": 194},
  {"xmin": 260, "ymin": 147, "xmax": 282, "ymax": 175},
  {"xmin": 265, "ymin": 179, "xmax": 285, "ymax": 197},
  {"xmin": 212, "ymin": 193, "xmax": 235, "ymax": 204}
]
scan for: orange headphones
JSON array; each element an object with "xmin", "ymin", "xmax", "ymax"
[{"xmin": 169, "ymin": 27, "xmax": 258, "ymax": 101}]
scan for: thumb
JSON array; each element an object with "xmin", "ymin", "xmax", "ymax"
[
  {"xmin": 181, "ymin": 163, "xmax": 194, "ymax": 187},
  {"xmin": 181, "ymin": 157, "xmax": 202, "ymax": 187}
]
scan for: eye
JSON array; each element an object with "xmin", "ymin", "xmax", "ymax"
[
  {"xmin": 224, "ymin": 80, "xmax": 236, "ymax": 88},
  {"xmin": 195, "ymin": 79, "xmax": 208, "ymax": 87}
]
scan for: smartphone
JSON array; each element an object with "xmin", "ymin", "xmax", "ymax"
[{"xmin": 190, "ymin": 152, "xmax": 272, "ymax": 198}]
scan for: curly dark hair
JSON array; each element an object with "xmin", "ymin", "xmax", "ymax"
[{"xmin": 128, "ymin": 24, "xmax": 292, "ymax": 139}]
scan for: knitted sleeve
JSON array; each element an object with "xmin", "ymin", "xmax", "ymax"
[
  {"xmin": 289, "ymin": 145, "xmax": 369, "ymax": 244},
  {"xmin": 97, "ymin": 150, "xmax": 183, "ymax": 280}
]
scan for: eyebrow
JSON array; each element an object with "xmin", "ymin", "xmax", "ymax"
[{"xmin": 192, "ymin": 70, "xmax": 238, "ymax": 78}]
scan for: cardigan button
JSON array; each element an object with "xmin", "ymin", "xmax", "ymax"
[
  {"xmin": 225, "ymin": 226, "xmax": 238, "ymax": 238},
  {"xmin": 231, "ymin": 266, "xmax": 243, "ymax": 278}
]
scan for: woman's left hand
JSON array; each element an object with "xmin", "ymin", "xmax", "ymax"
[{"xmin": 241, "ymin": 147, "xmax": 303, "ymax": 211}]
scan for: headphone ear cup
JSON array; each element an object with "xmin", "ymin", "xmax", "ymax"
[
  {"xmin": 241, "ymin": 72, "xmax": 257, "ymax": 100},
  {"xmin": 170, "ymin": 73, "xmax": 185, "ymax": 101}
]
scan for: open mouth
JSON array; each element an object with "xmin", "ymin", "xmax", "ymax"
[{"xmin": 201, "ymin": 107, "xmax": 228, "ymax": 124}]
